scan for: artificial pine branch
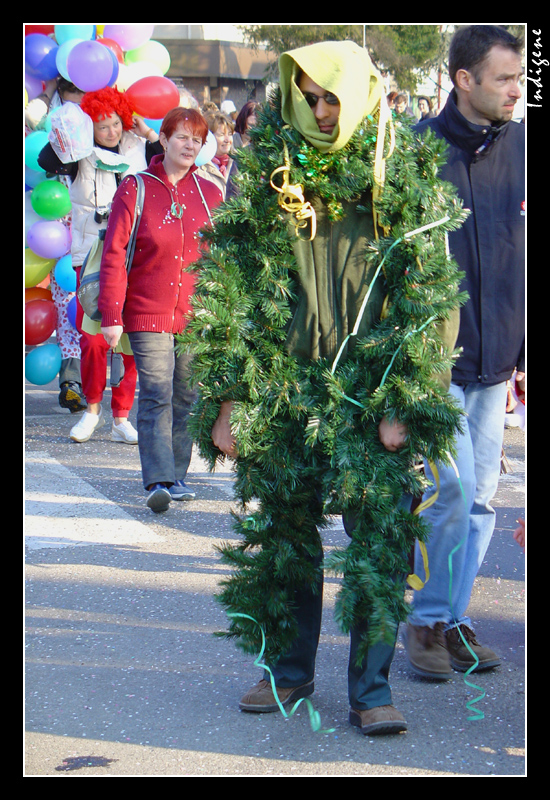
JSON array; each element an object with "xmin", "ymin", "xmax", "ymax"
[{"xmin": 177, "ymin": 89, "xmax": 469, "ymax": 664}]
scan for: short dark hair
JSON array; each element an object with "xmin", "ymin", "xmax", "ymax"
[{"xmin": 448, "ymin": 25, "xmax": 524, "ymax": 86}]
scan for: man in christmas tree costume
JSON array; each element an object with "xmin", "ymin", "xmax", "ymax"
[{"xmin": 179, "ymin": 40, "xmax": 468, "ymax": 735}]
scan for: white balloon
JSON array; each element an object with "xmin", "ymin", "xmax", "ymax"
[
  {"xmin": 115, "ymin": 61, "xmax": 163, "ymax": 92},
  {"xmin": 195, "ymin": 130, "xmax": 217, "ymax": 167}
]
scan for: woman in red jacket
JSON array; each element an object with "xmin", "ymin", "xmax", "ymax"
[{"xmin": 99, "ymin": 107, "xmax": 223, "ymax": 512}]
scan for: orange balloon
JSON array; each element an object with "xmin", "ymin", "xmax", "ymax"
[
  {"xmin": 98, "ymin": 37, "xmax": 124, "ymax": 63},
  {"xmin": 25, "ymin": 286, "xmax": 52, "ymax": 304}
]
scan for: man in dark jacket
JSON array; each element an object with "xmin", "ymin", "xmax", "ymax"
[{"xmin": 405, "ymin": 25, "xmax": 525, "ymax": 679}]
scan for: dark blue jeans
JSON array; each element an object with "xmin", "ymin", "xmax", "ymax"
[
  {"xmin": 265, "ymin": 501, "xmax": 408, "ymax": 710},
  {"xmin": 128, "ymin": 332, "xmax": 197, "ymax": 490}
]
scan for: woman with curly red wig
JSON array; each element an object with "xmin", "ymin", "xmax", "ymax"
[
  {"xmin": 80, "ymin": 86, "xmax": 135, "ymax": 130},
  {"xmin": 38, "ymin": 86, "xmax": 163, "ymax": 446}
]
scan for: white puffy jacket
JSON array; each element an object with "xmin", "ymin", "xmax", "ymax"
[{"xmin": 69, "ymin": 131, "xmax": 147, "ymax": 266}]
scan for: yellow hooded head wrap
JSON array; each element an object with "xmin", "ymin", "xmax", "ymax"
[
  {"xmin": 279, "ymin": 40, "xmax": 386, "ymax": 154},
  {"xmin": 275, "ymin": 40, "xmax": 394, "ymax": 238}
]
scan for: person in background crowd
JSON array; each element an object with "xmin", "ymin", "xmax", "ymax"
[
  {"xmin": 38, "ymin": 86, "xmax": 161, "ymax": 444},
  {"xmin": 199, "ymin": 111, "xmax": 236, "ymax": 198},
  {"xmin": 394, "ymin": 93, "xmax": 415, "ymax": 119},
  {"xmin": 221, "ymin": 99, "xmax": 238, "ymax": 121},
  {"xmin": 233, "ymin": 101, "xmax": 261, "ymax": 148},
  {"xmin": 417, "ymin": 96, "xmax": 435, "ymax": 121},
  {"xmin": 26, "ymin": 76, "xmax": 87, "ymax": 413}
]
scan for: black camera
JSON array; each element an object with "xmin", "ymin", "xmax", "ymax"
[
  {"xmin": 110, "ymin": 352, "xmax": 125, "ymax": 387},
  {"xmin": 94, "ymin": 206, "xmax": 110, "ymax": 223}
]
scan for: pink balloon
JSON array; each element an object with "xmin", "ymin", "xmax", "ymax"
[
  {"xmin": 27, "ymin": 220, "xmax": 72, "ymax": 260},
  {"xmin": 102, "ymin": 25, "xmax": 154, "ymax": 51},
  {"xmin": 124, "ymin": 76, "xmax": 180, "ymax": 119}
]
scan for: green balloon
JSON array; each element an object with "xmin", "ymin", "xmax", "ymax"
[{"xmin": 31, "ymin": 180, "xmax": 72, "ymax": 221}]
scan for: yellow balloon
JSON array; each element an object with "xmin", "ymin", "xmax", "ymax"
[
  {"xmin": 25, "ymin": 248, "xmax": 56, "ymax": 288},
  {"xmin": 125, "ymin": 40, "xmax": 171, "ymax": 75}
]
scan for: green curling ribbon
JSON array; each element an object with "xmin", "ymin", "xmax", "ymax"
[
  {"xmin": 446, "ymin": 455, "xmax": 486, "ymax": 722},
  {"xmin": 227, "ymin": 612, "xmax": 335, "ymax": 734}
]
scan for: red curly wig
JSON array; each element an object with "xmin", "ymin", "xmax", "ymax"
[{"xmin": 80, "ymin": 87, "xmax": 134, "ymax": 130}]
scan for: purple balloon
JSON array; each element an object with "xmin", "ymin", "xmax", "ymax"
[
  {"xmin": 27, "ymin": 220, "xmax": 71, "ymax": 260},
  {"xmin": 102, "ymin": 24, "xmax": 154, "ymax": 51},
  {"xmin": 66, "ymin": 40, "xmax": 114, "ymax": 92},
  {"xmin": 105, "ymin": 47, "xmax": 120, "ymax": 87},
  {"xmin": 25, "ymin": 72, "xmax": 44, "ymax": 101},
  {"xmin": 25, "ymin": 33, "xmax": 59, "ymax": 80}
]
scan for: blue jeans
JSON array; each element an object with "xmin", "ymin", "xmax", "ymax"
[
  {"xmin": 128, "ymin": 332, "xmax": 197, "ymax": 490},
  {"xmin": 409, "ymin": 380, "xmax": 508, "ymax": 630}
]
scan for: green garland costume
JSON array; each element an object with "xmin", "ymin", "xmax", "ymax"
[{"xmin": 177, "ymin": 42, "xmax": 469, "ymax": 668}]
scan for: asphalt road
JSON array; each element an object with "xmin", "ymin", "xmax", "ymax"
[{"xmin": 24, "ymin": 375, "xmax": 526, "ymax": 776}]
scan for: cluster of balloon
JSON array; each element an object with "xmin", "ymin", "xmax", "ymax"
[
  {"xmin": 24, "ymin": 25, "xmax": 217, "ymax": 383},
  {"xmin": 24, "ymin": 25, "xmax": 181, "ymax": 385},
  {"xmin": 25, "ymin": 25, "xmax": 180, "ymax": 121},
  {"xmin": 25, "ymin": 178, "xmax": 72, "ymax": 382}
]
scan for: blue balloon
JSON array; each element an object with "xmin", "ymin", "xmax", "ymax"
[
  {"xmin": 55, "ymin": 38, "xmax": 83, "ymax": 81},
  {"xmin": 54, "ymin": 24, "xmax": 95, "ymax": 45},
  {"xmin": 25, "ymin": 343, "xmax": 62, "ymax": 385},
  {"xmin": 67, "ymin": 295, "xmax": 78, "ymax": 329},
  {"xmin": 144, "ymin": 118, "xmax": 162, "ymax": 134},
  {"xmin": 25, "ymin": 34, "xmax": 59, "ymax": 80},
  {"xmin": 54, "ymin": 254, "xmax": 76, "ymax": 293}
]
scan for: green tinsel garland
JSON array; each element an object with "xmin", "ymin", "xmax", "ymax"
[{"xmin": 177, "ymin": 90, "xmax": 469, "ymax": 666}]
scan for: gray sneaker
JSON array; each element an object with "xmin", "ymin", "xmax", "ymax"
[
  {"xmin": 169, "ymin": 480, "xmax": 196, "ymax": 501},
  {"xmin": 146, "ymin": 484, "xmax": 172, "ymax": 513}
]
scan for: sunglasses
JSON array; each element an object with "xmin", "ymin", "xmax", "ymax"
[{"xmin": 302, "ymin": 91, "xmax": 340, "ymax": 108}]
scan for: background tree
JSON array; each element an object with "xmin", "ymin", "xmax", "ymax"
[{"xmin": 238, "ymin": 24, "xmax": 441, "ymax": 92}]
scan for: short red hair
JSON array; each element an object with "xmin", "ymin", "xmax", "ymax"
[
  {"xmin": 81, "ymin": 87, "xmax": 135, "ymax": 130},
  {"xmin": 160, "ymin": 107, "xmax": 208, "ymax": 145}
]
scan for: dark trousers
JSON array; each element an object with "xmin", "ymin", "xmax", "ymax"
[
  {"xmin": 128, "ymin": 332, "xmax": 197, "ymax": 490},
  {"xmin": 264, "ymin": 507, "xmax": 404, "ymax": 710}
]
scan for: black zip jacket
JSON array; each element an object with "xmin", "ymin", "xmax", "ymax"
[{"xmin": 416, "ymin": 91, "xmax": 525, "ymax": 385}]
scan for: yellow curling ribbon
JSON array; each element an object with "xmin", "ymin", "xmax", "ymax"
[
  {"xmin": 270, "ymin": 143, "xmax": 317, "ymax": 241},
  {"xmin": 406, "ymin": 460, "xmax": 440, "ymax": 590}
]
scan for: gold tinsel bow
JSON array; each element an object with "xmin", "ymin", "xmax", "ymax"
[
  {"xmin": 270, "ymin": 142, "xmax": 317, "ymax": 241},
  {"xmin": 270, "ymin": 102, "xmax": 395, "ymax": 242}
]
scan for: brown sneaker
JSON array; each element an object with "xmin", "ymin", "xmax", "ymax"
[
  {"xmin": 239, "ymin": 679, "xmax": 314, "ymax": 713},
  {"xmin": 349, "ymin": 705, "xmax": 407, "ymax": 735},
  {"xmin": 405, "ymin": 622, "xmax": 452, "ymax": 680},
  {"xmin": 445, "ymin": 625, "xmax": 501, "ymax": 672}
]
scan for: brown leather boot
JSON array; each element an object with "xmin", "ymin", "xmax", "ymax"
[
  {"xmin": 349, "ymin": 705, "xmax": 407, "ymax": 735},
  {"xmin": 445, "ymin": 625, "xmax": 501, "ymax": 672},
  {"xmin": 405, "ymin": 622, "xmax": 452, "ymax": 680},
  {"xmin": 239, "ymin": 679, "xmax": 314, "ymax": 713}
]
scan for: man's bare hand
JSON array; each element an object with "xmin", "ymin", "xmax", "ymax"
[
  {"xmin": 378, "ymin": 416, "xmax": 408, "ymax": 452},
  {"xmin": 212, "ymin": 401, "xmax": 238, "ymax": 458}
]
